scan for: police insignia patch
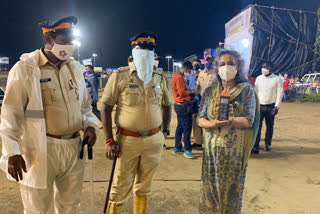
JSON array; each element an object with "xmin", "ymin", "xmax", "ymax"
[{"xmin": 129, "ymin": 84, "xmax": 139, "ymax": 88}]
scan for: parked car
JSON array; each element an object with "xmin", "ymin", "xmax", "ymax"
[{"xmin": 294, "ymin": 73, "xmax": 320, "ymax": 89}]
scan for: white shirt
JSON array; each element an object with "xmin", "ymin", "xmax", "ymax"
[{"xmin": 255, "ymin": 73, "xmax": 284, "ymax": 107}]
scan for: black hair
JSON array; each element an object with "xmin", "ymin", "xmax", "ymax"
[
  {"xmin": 182, "ymin": 61, "xmax": 193, "ymax": 70},
  {"xmin": 85, "ymin": 65, "xmax": 94, "ymax": 70},
  {"xmin": 193, "ymin": 59, "xmax": 201, "ymax": 64}
]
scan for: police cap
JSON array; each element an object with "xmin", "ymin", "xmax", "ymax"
[
  {"xmin": 40, "ymin": 16, "xmax": 77, "ymax": 35},
  {"xmin": 130, "ymin": 32, "xmax": 157, "ymax": 50}
]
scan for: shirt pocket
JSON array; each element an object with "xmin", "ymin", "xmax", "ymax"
[
  {"xmin": 151, "ymin": 86, "xmax": 163, "ymax": 106},
  {"xmin": 123, "ymin": 88, "xmax": 140, "ymax": 106},
  {"xmin": 40, "ymin": 82, "xmax": 56, "ymax": 105},
  {"xmin": 68, "ymin": 80, "xmax": 79, "ymax": 101}
]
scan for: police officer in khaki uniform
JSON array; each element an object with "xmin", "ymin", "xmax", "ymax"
[
  {"xmin": 196, "ymin": 56, "xmax": 217, "ymax": 96},
  {"xmin": 0, "ymin": 16, "xmax": 98, "ymax": 213},
  {"xmin": 101, "ymin": 32, "xmax": 173, "ymax": 214}
]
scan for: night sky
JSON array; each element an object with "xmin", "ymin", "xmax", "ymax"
[{"xmin": 1, "ymin": 0, "xmax": 319, "ymax": 69}]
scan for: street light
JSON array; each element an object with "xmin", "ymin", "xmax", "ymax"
[
  {"xmin": 73, "ymin": 39, "xmax": 81, "ymax": 61},
  {"xmin": 92, "ymin": 53, "xmax": 98, "ymax": 68},
  {"xmin": 165, "ymin": 56, "xmax": 172, "ymax": 72},
  {"xmin": 73, "ymin": 28, "xmax": 80, "ymax": 37}
]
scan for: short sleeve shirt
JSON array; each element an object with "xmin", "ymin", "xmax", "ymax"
[
  {"xmin": 101, "ymin": 64, "xmax": 172, "ymax": 132},
  {"xmin": 196, "ymin": 69, "xmax": 217, "ymax": 96},
  {"xmin": 38, "ymin": 49, "xmax": 82, "ymax": 135}
]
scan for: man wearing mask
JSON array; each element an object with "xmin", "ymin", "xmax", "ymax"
[
  {"xmin": 85, "ymin": 64, "xmax": 101, "ymax": 120},
  {"xmin": 101, "ymin": 32, "xmax": 172, "ymax": 214},
  {"xmin": 253, "ymin": 62, "xmax": 283, "ymax": 154},
  {"xmin": 153, "ymin": 53, "xmax": 174, "ymax": 149},
  {"xmin": 171, "ymin": 61, "xmax": 194, "ymax": 159},
  {"xmin": 0, "ymin": 16, "xmax": 98, "ymax": 213},
  {"xmin": 187, "ymin": 59, "xmax": 203, "ymax": 149},
  {"xmin": 196, "ymin": 56, "xmax": 217, "ymax": 96},
  {"xmin": 187, "ymin": 59, "xmax": 201, "ymax": 91}
]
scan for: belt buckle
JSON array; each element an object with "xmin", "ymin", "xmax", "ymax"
[
  {"xmin": 61, "ymin": 134, "xmax": 73, "ymax": 140},
  {"xmin": 139, "ymin": 130, "xmax": 150, "ymax": 137}
]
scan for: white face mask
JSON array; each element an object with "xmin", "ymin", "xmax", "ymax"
[
  {"xmin": 47, "ymin": 42, "xmax": 74, "ymax": 61},
  {"xmin": 262, "ymin": 68, "xmax": 270, "ymax": 76},
  {"xmin": 132, "ymin": 47, "xmax": 154, "ymax": 84},
  {"xmin": 154, "ymin": 60, "xmax": 159, "ymax": 68},
  {"xmin": 218, "ymin": 65, "xmax": 237, "ymax": 81}
]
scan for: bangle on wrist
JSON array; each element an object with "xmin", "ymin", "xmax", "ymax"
[{"xmin": 105, "ymin": 138, "xmax": 114, "ymax": 146}]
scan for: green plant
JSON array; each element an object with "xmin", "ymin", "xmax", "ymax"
[{"xmin": 302, "ymin": 93, "xmax": 320, "ymax": 102}]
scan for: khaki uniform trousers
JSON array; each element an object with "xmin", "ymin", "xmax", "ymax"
[
  {"xmin": 192, "ymin": 113, "xmax": 203, "ymax": 144},
  {"xmin": 109, "ymin": 132, "xmax": 164, "ymax": 205},
  {"xmin": 20, "ymin": 136, "xmax": 84, "ymax": 214}
]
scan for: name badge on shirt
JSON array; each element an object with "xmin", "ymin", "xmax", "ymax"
[
  {"xmin": 129, "ymin": 84, "xmax": 139, "ymax": 89},
  {"xmin": 40, "ymin": 78, "xmax": 51, "ymax": 83}
]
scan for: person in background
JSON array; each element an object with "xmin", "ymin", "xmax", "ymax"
[
  {"xmin": 153, "ymin": 53, "xmax": 174, "ymax": 149},
  {"xmin": 196, "ymin": 56, "xmax": 217, "ymax": 96},
  {"xmin": 128, "ymin": 55, "xmax": 133, "ymax": 66},
  {"xmin": 197, "ymin": 49, "xmax": 259, "ymax": 214},
  {"xmin": 279, "ymin": 73, "xmax": 285, "ymax": 84},
  {"xmin": 85, "ymin": 65, "xmax": 101, "ymax": 120},
  {"xmin": 0, "ymin": 16, "xmax": 98, "ymax": 213},
  {"xmin": 186, "ymin": 59, "xmax": 201, "ymax": 91},
  {"xmin": 171, "ymin": 61, "xmax": 194, "ymax": 159},
  {"xmin": 253, "ymin": 62, "xmax": 283, "ymax": 154},
  {"xmin": 289, "ymin": 75, "xmax": 295, "ymax": 86},
  {"xmin": 283, "ymin": 74, "xmax": 289, "ymax": 102},
  {"xmin": 187, "ymin": 59, "xmax": 203, "ymax": 149}
]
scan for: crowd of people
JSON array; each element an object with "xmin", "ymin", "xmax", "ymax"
[{"xmin": 0, "ymin": 15, "xmax": 288, "ymax": 214}]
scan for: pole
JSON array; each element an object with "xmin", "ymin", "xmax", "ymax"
[
  {"xmin": 103, "ymin": 157, "xmax": 117, "ymax": 214},
  {"xmin": 167, "ymin": 58, "xmax": 170, "ymax": 73},
  {"xmin": 88, "ymin": 144, "xmax": 94, "ymax": 214},
  {"xmin": 78, "ymin": 47, "xmax": 80, "ymax": 62}
]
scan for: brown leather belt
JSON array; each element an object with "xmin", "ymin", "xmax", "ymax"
[
  {"xmin": 46, "ymin": 131, "xmax": 80, "ymax": 140},
  {"xmin": 119, "ymin": 126, "xmax": 161, "ymax": 137}
]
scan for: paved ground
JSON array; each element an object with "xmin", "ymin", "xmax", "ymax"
[{"xmin": 1, "ymin": 102, "xmax": 320, "ymax": 214}]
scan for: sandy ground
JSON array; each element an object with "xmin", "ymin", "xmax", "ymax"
[{"xmin": 1, "ymin": 102, "xmax": 320, "ymax": 214}]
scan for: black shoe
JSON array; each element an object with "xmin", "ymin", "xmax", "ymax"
[
  {"xmin": 191, "ymin": 143, "xmax": 203, "ymax": 150},
  {"xmin": 265, "ymin": 146, "xmax": 271, "ymax": 152},
  {"xmin": 251, "ymin": 148, "xmax": 259, "ymax": 154}
]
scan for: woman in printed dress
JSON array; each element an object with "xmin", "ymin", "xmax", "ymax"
[{"xmin": 197, "ymin": 49, "xmax": 260, "ymax": 214}]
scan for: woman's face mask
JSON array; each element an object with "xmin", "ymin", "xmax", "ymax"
[{"xmin": 218, "ymin": 65, "xmax": 237, "ymax": 81}]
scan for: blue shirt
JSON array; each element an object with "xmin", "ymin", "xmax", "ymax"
[
  {"xmin": 186, "ymin": 71, "xmax": 199, "ymax": 90},
  {"xmin": 85, "ymin": 72, "xmax": 101, "ymax": 103}
]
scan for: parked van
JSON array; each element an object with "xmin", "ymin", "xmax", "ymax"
[{"xmin": 295, "ymin": 73, "xmax": 320, "ymax": 89}]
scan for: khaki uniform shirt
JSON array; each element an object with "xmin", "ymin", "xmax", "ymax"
[
  {"xmin": 196, "ymin": 69, "xmax": 217, "ymax": 96},
  {"xmin": 38, "ymin": 49, "xmax": 82, "ymax": 135},
  {"xmin": 153, "ymin": 69, "xmax": 174, "ymax": 106},
  {"xmin": 101, "ymin": 64, "xmax": 173, "ymax": 132}
]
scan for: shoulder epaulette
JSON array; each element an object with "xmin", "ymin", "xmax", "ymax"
[
  {"xmin": 153, "ymin": 69, "xmax": 164, "ymax": 76},
  {"xmin": 116, "ymin": 66, "xmax": 130, "ymax": 73}
]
